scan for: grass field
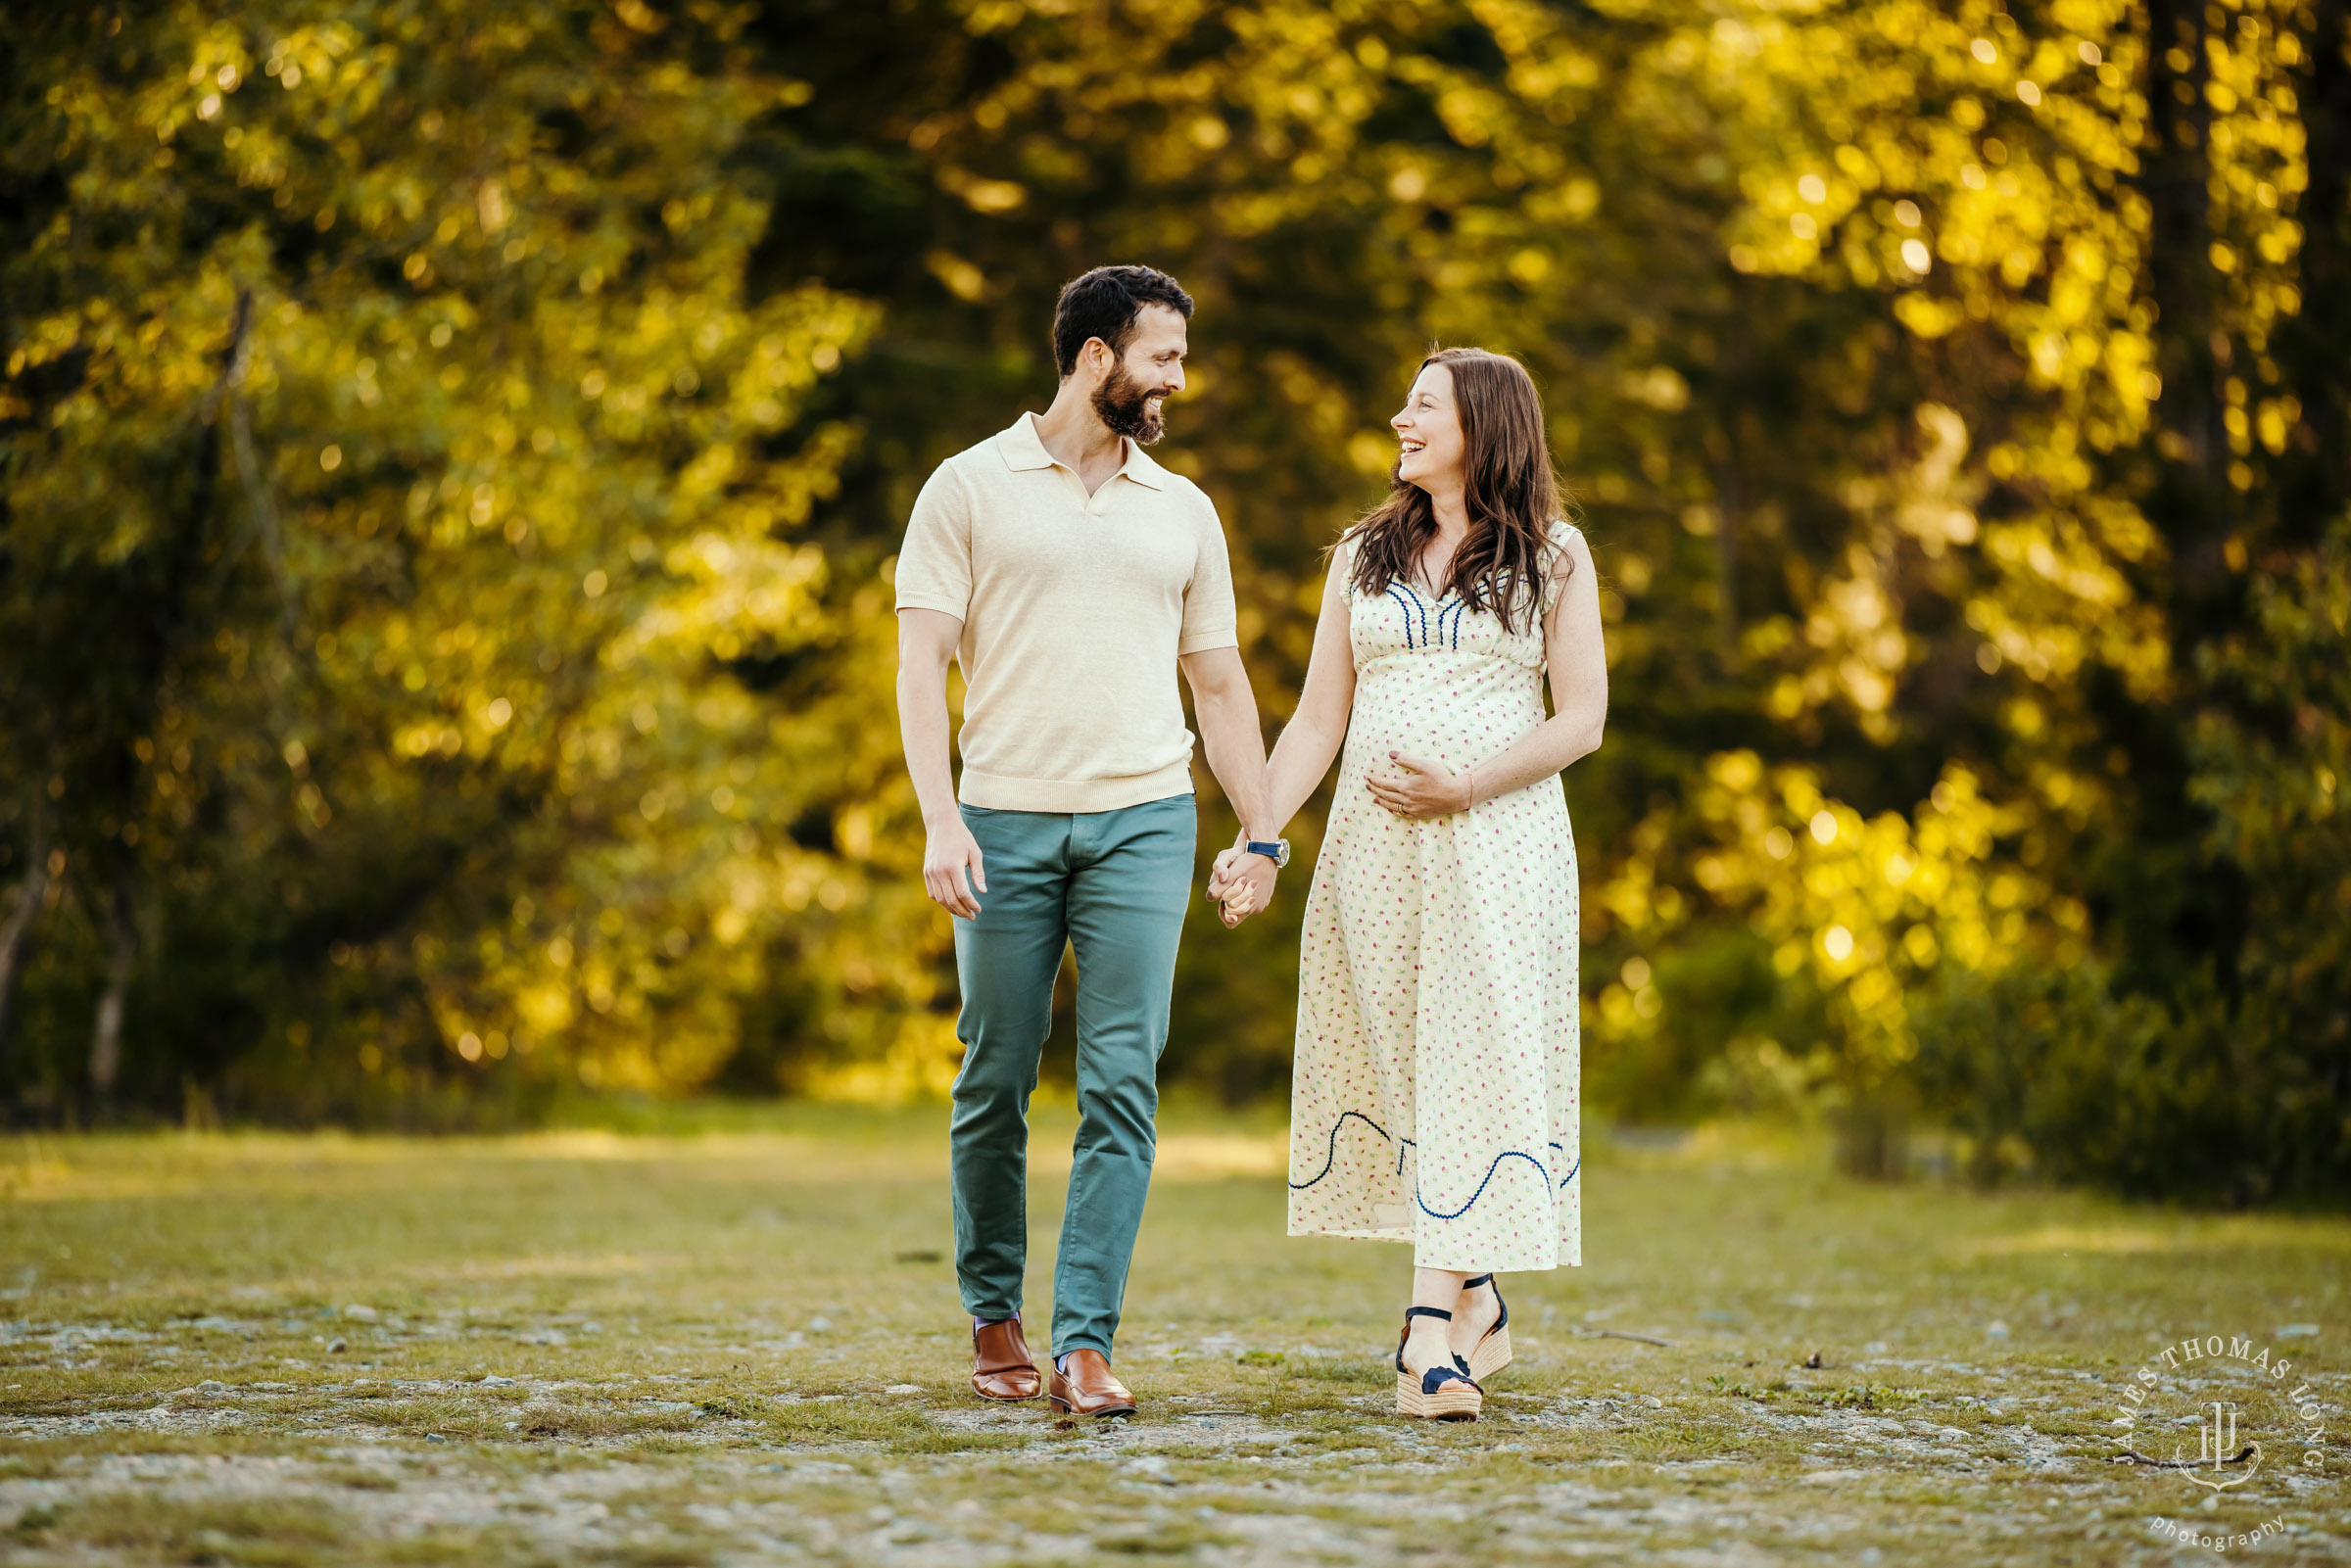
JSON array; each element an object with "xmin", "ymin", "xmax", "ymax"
[{"xmin": 0, "ymin": 1104, "xmax": 2343, "ymax": 1565}]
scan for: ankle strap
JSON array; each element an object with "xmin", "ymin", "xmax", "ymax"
[
  {"xmin": 1405, "ymin": 1306, "xmax": 1453, "ymax": 1322},
  {"xmin": 1463, "ymin": 1274, "xmax": 1493, "ymax": 1288}
]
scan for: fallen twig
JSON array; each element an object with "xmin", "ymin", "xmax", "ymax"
[
  {"xmin": 1574, "ymin": 1327, "xmax": 1675, "ymax": 1347},
  {"xmin": 2113, "ymin": 1447, "xmax": 2255, "ymax": 1470}
]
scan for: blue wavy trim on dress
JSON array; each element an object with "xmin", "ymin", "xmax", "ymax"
[
  {"xmin": 1291, "ymin": 1112, "xmax": 1580, "ymax": 1212},
  {"xmin": 1289, "ymin": 1110, "xmax": 1392, "ymax": 1191},
  {"xmin": 1387, "ymin": 583, "xmax": 1475, "ymax": 652},
  {"xmin": 1415, "ymin": 1149, "xmax": 1552, "ymax": 1219},
  {"xmin": 1437, "ymin": 595, "xmax": 1469, "ymax": 649},
  {"xmin": 1383, "ymin": 584, "xmax": 1426, "ymax": 649}
]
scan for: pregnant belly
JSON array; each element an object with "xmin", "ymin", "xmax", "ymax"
[{"xmin": 1343, "ymin": 687, "xmax": 1546, "ymax": 780}]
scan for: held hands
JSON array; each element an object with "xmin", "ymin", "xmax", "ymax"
[
  {"xmin": 1367, "ymin": 751, "xmax": 1474, "ymax": 820},
  {"xmin": 922, "ymin": 816, "xmax": 987, "ymax": 919},
  {"xmin": 1205, "ymin": 843, "xmax": 1278, "ymax": 928},
  {"xmin": 1203, "ymin": 753, "xmax": 1470, "ymax": 927}
]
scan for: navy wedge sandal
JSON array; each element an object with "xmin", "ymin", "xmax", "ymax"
[{"xmin": 1396, "ymin": 1306, "xmax": 1483, "ymax": 1421}]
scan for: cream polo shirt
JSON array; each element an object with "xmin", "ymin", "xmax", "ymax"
[{"xmin": 894, "ymin": 412, "xmax": 1238, "ymax": 814}]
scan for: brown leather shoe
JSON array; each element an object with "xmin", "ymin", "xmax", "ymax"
[
  {"xmin": 971, "ymin": 1315, "xmax": 1041, "ymax": 1402},
  {"xmin": 1047, "ymin": 1348, "xmax": 1136, "ymax": 1418}
]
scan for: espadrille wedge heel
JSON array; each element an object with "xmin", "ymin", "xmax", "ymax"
[
  {"xmin": 1395, "ymin": 1307, "xmax": 1482, "ymax": 1421},
  {"xmin": 1457, "ymin": 1274, "xmax": 1511, "ymax": 1382}
]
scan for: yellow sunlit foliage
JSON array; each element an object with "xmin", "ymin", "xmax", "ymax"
[{"xmin": 1592, "ymin": 747, "xmax": 2082, "ymax": 1105}]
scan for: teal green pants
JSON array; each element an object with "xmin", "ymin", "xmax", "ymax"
[{"xmin": 950, "ymin": 794, "xmax": 1195, "ymax": 1358}]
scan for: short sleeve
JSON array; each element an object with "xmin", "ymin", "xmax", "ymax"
[
  {"xmin": 1176, "ymin": 490, "xmax": 1239, "ymax": 655},
  {"xmin": 894, "ymin": 462, "xmax": 975, "ymax": 618},
  {"xmin": 1540, "ymin": 518, "xmax": 1583, "ymax": 618}
]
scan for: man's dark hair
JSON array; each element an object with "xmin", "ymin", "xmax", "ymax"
[{"xmin": 1051, "ymin": 265, "xmax": 1194, "ymax": 377}]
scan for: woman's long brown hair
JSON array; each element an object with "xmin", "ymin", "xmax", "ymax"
[{"xmin": 1344, "ymin": 348, "xmax": 1570, "ymax": 634}]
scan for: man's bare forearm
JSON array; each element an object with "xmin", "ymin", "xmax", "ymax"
[
  {"xmin": 1197, "ymin": 689, "xmax": 1274, "ymax": 840},
  {"xmin": 1181, "ymin": 647, "xmax": 1276, "ymax": 841},
  {"xmin": 895, "ymin": 652, "xmax": 961, "ymax": 830},
  {"xmin": 895, "ymin": 609, "xmax": 987, "ymax": 919}
]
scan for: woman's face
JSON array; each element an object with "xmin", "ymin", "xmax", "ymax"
[{"xmin": 1392, "ymin": 363, "xmax": 1464, "ymax": 492}]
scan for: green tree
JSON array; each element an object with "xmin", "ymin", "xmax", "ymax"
[{"xmin": 0, "ymin": 1, "xmax": 913, "ymax": 1117}]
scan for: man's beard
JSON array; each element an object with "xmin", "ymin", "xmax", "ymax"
[{"xmin": 1092, "ymin": 361, "xmax": 1168, "ymax": 446}]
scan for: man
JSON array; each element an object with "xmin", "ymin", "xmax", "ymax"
[{"xmin": 895, "ymin": 265, "xmax": 1284, "ymax": 1418}]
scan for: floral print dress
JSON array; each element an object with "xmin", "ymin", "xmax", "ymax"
[{"xmin": 1286, "ymin": 523, "xmax": 1582, "ymax": 1273}]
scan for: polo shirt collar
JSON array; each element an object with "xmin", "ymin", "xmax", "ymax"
[
  {"xmin": 995, "ymin": 412, "xmax": 1167, "ymax": 491},
  {"xmin": 1116, "ymin": 440, "xmax": 1169, "ymax": 491},
  {"xmin": 996, "ymin": 412, "xmax": 1057, "ymax": 472}
]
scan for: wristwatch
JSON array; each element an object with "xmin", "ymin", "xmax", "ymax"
[{"xmin": 1242, "ymin": 837, "xmax": 1290, "ymax": 869}]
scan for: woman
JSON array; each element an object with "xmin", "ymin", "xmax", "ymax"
[{"xmin": 1211, "ymin": 348, "xmax": 1606, "ymax": 1421}]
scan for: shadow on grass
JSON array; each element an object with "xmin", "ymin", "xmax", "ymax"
[
  {"xmin": 11, "ymin": 1492, "xmax": 353, "ymax": 1566},
  {"xmin": 758, "ymin": 1398, "xmax": 940, "ymax": 1446}
]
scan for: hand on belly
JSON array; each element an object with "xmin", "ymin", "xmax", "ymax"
[{"xmin": 1365, "ymin": 749, "xmax": 1472, "ymax": 820}]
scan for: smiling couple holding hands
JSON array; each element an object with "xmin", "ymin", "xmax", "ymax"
[{"xmin": 893, "ymin": 264, "xmax": 1607, "ymax": 1423}]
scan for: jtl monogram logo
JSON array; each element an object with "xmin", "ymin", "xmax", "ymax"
[
  {"xmin": 2179, "ymin": 1400, "xmax": 2261, "ymax": 1491},
  {"xmin": 2112, "ymin": 1330, "xmax": 2330, "ymax": 1506}
]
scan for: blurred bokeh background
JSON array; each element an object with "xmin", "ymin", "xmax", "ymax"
[{"xmin": 1, "ymin": 0, "xmax": 2343, "ymax": 1201}]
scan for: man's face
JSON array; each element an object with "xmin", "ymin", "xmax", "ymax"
[{"xmin": 1090, "ymin": 304, "xmax": 1188, "ymax": 446}]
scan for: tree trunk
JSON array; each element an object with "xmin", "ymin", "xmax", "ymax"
[
  {"xmin": 2142, "ymin": 0, "xmax": 2226, "ymax": 600},
  {"xmin": 88, "ymin": 862, "xmax": 135, "ymax": 1098},
  {"xmin": 0, "ymin": 799, "xmax": 51, "ymax": 1058},
  {"xmin": 77, "ymin": 292, "xmax": 254, "ymax": 1107},
  {"xmin": 1713, "ymin": 424, "xmax": 1743, "ymax": 647},
  {"xmin": 2109, "ymin": 0, "xmax": 2254, "ymax": 1004},
  {"xmin": 2284, "ymin": 0, "xmax": 2350, "ymax": 530},
  {"xmin": 1710, "ymin": 312, "xmax": 1757, "ymax": 651}
]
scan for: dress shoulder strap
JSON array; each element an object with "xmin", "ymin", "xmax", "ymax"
[{"xmin": 1539, "ymin": 518, "xmax": 1583, "ymax": 619}]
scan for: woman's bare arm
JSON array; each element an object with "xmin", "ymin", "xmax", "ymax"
[
  {"xmin": 1206, "ymin": 546, "xmax": 1358, "ymax": 912},
  {"xmin": 1475, "ymin": 526, "xmax": 1607, "ymax": 798},
  {"xmin": 1264, "ymin": 546, "xmax": 1360, "ymax": 832}
]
